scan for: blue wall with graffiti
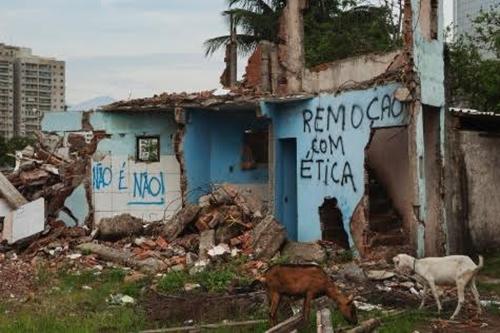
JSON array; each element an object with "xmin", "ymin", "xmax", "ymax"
[
  {"xmin": 89, "ymin": 111, "xmax": 181, "ymax": 221},
  {"xmin": 261, "ymin": 83, "xmax": 409, "ymax": 242},
  {"xmin": 184, "ymin": 109, "xmax": 269, "ymax": 203}
]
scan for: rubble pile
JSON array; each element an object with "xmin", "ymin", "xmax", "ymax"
[
  {"xmin": 83, "ymin": 184, "xmax": 288, "ymax": 274},
  {"xmin": 5, "ymin": 131, "xmax": 103, "ymax": 220}
]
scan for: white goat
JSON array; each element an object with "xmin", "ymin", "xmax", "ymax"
[{"xmin": 392, "ymin": 254, "xmax": 483, "ymax": 320}]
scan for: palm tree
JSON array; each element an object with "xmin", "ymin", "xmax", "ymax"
[{"xmin": 204, "ymin": 0, "xmax": 287, "ymax": 57}]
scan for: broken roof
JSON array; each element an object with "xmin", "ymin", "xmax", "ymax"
[
  {"xmin": 101, "ymin": 87, "xmax": 318, "ymax": 112},
  {"xmin": 101, "ymin": 89, "xmax": 265, "ymax": 112}
]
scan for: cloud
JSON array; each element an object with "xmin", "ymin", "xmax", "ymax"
[{"xmin": 0, "ymin": 0, "xmax": 236, "ymax": 104}]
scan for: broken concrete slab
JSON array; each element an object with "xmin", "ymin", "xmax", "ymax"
[
  {"xmin": 162, "ymin": 205, "xmax": 201, "ymax": 241},
  {"xmin": 250, "ymin": 215, "xmax": 286, "ymax": 260},
  {"xmin": 366, "ymin": 270, "xmax": 396, "ymax": 281},
  {"xmin": 1, "ymin": 198, "xmax": 45, "ymax": 244},
  {"xmin": 339, "ymin": 262, "xmax": 368, "ymax": 284},
  {"xmin": 281, "ymin": 241, "xmax": 327, "ymax": 263},
  {"xmin": 97, "ymin": 214, "xmax": 144, "ymax": 240},
  {"xmin": 77, "ymin": 242, "xmax": 166, "ymax": 273}
]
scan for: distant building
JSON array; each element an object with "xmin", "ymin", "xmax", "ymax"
[
  {"xmin": 0, "ymin": 43, "xmax": 65, "ymax": 139},
  {"xmin": 454, "ymin": 0, "xmax": 499, "ymax": 57}
]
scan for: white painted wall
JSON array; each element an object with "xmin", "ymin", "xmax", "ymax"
[{"xmin": 92, "ymin": 154, "xmax": 181, "ymax": 223}]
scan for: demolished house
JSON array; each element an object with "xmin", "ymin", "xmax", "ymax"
[{"xmin": 7, "ymin": 0, "xmax": 453, "ymax": 260}]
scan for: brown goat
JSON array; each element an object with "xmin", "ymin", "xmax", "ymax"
[{"xmin": 259, "ymin": 264, "xmax": 358, "ymax": 327}]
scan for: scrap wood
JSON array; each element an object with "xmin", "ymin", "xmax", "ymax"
[
  {"xmin": 264, "ymin": 313, "xmax": 303, "ymax": 333},
  {"xmin": 0, "ymin": 172, "xmax": 28, "ymax": 209},
  {"xmin": 139, "ymin": 319, "xmax": 267, "ymax": 333},
  {"xmin": 345, "ymin": 318, "xmax": 380, "ymax": 333},
  {"xmin": 77, "ymin": 242, "xmax": 167, "ymax": 273},
  {"xmin": 317, "ymin": 308, "xmax": 334, "ymax": 333}
]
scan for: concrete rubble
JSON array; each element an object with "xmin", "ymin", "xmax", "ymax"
[{"xmin": 0, "ymin": 177, "xmax": 290, "ymax": 276}]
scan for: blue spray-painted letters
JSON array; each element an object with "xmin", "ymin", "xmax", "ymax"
[{"xmin": 92, "ymin": 163, "xmax": 112, "ymax": 190}]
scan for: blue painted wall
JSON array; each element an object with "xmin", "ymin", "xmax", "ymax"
[
  {"xmin": 261, "ymin": 83, "xmax": 409, "ymax": 243},
  {"xmin": 411, "ymin": 0, "xmax": 445, "ymax": 107},
  {"xmin": 184, "ymin": 109, "xmax": 269, "ymax": 203},
  {"xmin": 41, "ymin": 111, "xmax": 83, "ymax": 132},
  {"xmin": 90, "ymin": 111, "xmax": 175, "ymax": 156}
]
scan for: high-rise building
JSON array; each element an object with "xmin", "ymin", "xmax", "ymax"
[
  {"xmin": 0, "ymin": 43, "xmax": 65, "ymax": 139},
  {"xmin": 454, "ymin": 0, "xmax": 499, "ymax": 57}
]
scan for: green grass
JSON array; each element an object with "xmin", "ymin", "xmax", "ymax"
[
  {"xmin": 477, "ymin": 252, "xmax": 500, "ymax": 295},
  {"xmin": 376, "ymin": 309, "xmax": 431, "ymax": 333},
  {"xmin": 158, "ymin": 256, "xmax": 253, "ymax": 294},
  {"xmin": 0, "ymin": 265, "xmax": 147, "ymax": 333},
  {"xmin": 481, "ymin": 252, "xmax": 500, "ymax": 277},
  {"xmin": 157, "ymin": 270, "xmax": 191, "ymax": 293}
]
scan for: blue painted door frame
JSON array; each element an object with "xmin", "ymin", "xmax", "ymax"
[{"xmin": 277, "ymin": 138, "xmax": 298, "ymax": 240}]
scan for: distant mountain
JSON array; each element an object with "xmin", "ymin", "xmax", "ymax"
[{"xmin": 68, "ymin": 96, "xmax": 115, "ymax": 111}]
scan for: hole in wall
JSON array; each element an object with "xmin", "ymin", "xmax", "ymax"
[{"xmin": 318, "ymin": 197, "xmax": 349, "ymax": 249}]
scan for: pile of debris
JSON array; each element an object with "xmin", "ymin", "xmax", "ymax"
[
  {"xmin": 5, "ymin": 131, "xmax": 103, "ymax": 220},
  {"xmin": 77, "ymin": 184, "xmax": 288, "ymax": 274}
]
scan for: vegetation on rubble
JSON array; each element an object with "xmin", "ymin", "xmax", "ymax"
[
  {"xmin": 447, "ymin": 4, "xmax": 500, "ymax": 112},
  {"xmin": 204, "ymin": 0, "xmax": 402, "ymax": 66},
  {"xmin": 158, "ymin": 255, "xmax": 253, "ymax": 293}
]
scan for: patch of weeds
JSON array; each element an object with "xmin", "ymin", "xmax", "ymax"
[
  {"xmin": 0, "ymin": 265, "xmax": 147, "ymax": 333},
  {"xmin": 377, "ymin": 309, "xmax": 431, "ymax": 333},
  {"xmin": 158, "ymin": 256, "xmax": 255, "ymax": 294},
  {"xmin": 120, "ymin": 278, "xmax": 150, "ymax": 298},
  {"xmin": 336, "ymin": 249, "xmax": 354, "ymax": 263},
  {"xmin": 485, "ymin": 303, "xmax": 500, "ymax": 316},
  {"xmin": 102, "ymin": 267, "xmax": 127, "ymax": 283},
  {"xmin": 35, "ymin": 264, "xmax": 53, "ymax": 287},
  {"xmin": 195, "ymin": 268, "xmax": 237, "ymax": 292},
  {"xmin": 478, "ymin": 281, "xmax": 500, "ymax": 295},
  {"xmin": 58, "ymin": 269, "xmax": 96, "ymax": 291},
  {"xmin": 481, "ymin": 252, "xmax": 500, "ymax": 277},
  {"xmin": 158, "ymin": 271, "xmax": 191, "ymax": 293},
  {"xmin": 269, "ymin": 255, "xmax": 292, "ymax": 265},
  {"xmin": 80, "ymin": 248, "xmax": 92, "ymax": 256},
  {"xmin": 0, "ymin": 306, "xmax": 145, "ymax": 333}
]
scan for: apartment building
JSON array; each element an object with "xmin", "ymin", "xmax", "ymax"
[
  {"xmin": 0, "ymin": 55, "xmax": 15, "ymax": 139},
  {"xmin": 0, "ymin": 43, "xmax": 65, "ymax": 139}
]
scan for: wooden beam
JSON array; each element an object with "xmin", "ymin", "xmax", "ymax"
[
  {"xmin": 0, "ymin": 172, "xmax": 27, "ymax": 209},
  {"xmin": 139, "ymin": 319, "xmax": 267, "ymax": 333},
  {"xmin": 265, "ymin": 313, "xmax": 303, "ymax": 333},
  {"xmin": 316, "ymin": 308, "xmax": 334, "ymax": 333}
]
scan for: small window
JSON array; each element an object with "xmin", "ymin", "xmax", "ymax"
[
  {"xmin": 137, "ymin": 136, "xmax": 160, "ymax": 162},
  {"xmin": 241, "ymin": 129, "xmax": 268, "ymax": 170}
]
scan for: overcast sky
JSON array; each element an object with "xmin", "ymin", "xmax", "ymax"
[{"xmin": 0, "ymin": 0, "xmax": 454, "ymax": 105}]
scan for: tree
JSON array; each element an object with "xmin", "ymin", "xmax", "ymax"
[
  {"xmin": 205, "ymin": 0, "xmax": 402, "ymax": 66},
  {"xmin": 448, "ymin": 5, "xmax": 500, "ymax": 112},
  {"xmin": 204, "ymin": 0, "xmax": 286, "ymax": 56},
  {"xmin": 304, "ymin": 2, "xmax": 401, "ymax": 67}
]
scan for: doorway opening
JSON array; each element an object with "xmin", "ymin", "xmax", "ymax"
[{"xmin": 277, "ymin": 138, "xmax": 298, "ymax": 240}]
